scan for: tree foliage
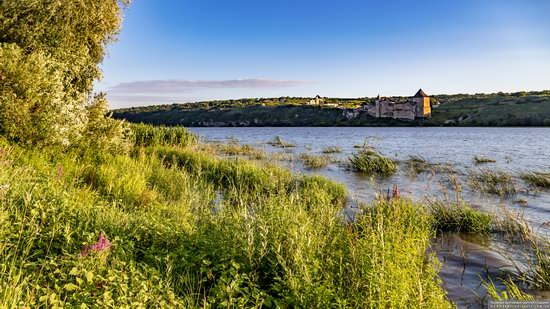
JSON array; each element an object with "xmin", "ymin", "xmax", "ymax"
[{"xmin": 0, "ymin": 0, "xmax": 129, "ymax": 148}]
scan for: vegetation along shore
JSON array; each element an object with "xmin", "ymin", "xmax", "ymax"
[{"xmin": 112, "ymin": 90, "xmax": 550, "ymax": 127}]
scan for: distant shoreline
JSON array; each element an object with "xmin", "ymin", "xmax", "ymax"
[{"xmin": 112, "ymin": 90, "xmax": 550, "ymax": 128}]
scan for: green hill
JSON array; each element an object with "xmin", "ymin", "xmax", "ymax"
[{"xmin": 112, "ymin": 90, "xmax": 550, "ymax": 127}]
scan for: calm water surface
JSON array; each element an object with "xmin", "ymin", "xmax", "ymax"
[{"xmin": 189, "ymin": 127, "xmax": 550, "ymax": 307}]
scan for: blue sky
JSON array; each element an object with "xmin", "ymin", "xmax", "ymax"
[{"xmin": 98, "ymin": 0, "xmax": 550, "ymax": 108}]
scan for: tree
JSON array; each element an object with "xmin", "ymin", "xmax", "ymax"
[{"xmin": 0, "ymin": 0, "xmax": 130, "ymax": 148}]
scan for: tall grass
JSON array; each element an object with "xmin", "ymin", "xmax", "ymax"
[
  {"xmin": 130, "ymin": 123, "xmax": 197, "ymax": 147},
  {"xmin": 268, "ymin": 136, "xmax": 295, "ymax": 148},
  {"xmin": 0, "ymin": 131, "xmax": 456, "ymax": 307},
  {"xmin": 468, "ymin": 169, "xmax": 517, "ymax": 196},
  {"xmin": 299, "ymin": 153, "xmax": 332, "ymax": 169},
  {"xmin": 474, "ymin": 155, "xmax": 497, "ymax": 164},
  {"xmin": 427, "ymin": 200, "xmax": 492, "ymax": 234},
  {"xmin": 322, "ymin": 146, "xmax": 342, "ymax": 154},
  {"xmin": 348, "ymin": 149, "xmax": 396, "ymax": 175},
  {"xmin": 521, "ymin": 171, "xmax": 550, "ymax": 189}
]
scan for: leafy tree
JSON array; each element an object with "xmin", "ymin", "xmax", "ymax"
[{"xmin": 0, "ymin": 0, "xmax": 130, "ymax": 148}]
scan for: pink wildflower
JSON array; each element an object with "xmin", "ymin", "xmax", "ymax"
[
  {"xmin": 392, "ymin": 184, "xmax": 400, "ymax": 199},
  {"xmin": 57, "ymin": 164, "xmax": 63, "ymax": 180},
  {"xmin": 81, "ymin": 232, "xmax": 111, "ymax": 256}
]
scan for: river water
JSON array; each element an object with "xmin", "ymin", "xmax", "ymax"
[{"xmin": 189, "ymin": 127, "xmax": 550, "ymax": 307}]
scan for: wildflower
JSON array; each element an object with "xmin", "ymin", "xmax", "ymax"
[
  {"xmin": 81, "ymin": 232, "xmax": 111, "ymax": 256},
  {"xmin": 392, "ymin": 184, "xmax": 400, "ymax": 199},
  {"xmin": 57, "ymin": 164, "xmax": 63, "ymax": 180}
]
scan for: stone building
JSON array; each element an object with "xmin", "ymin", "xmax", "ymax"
[
  {"xmin": 362, "ymin": 89, "xmax": 431, "ymax": 120},
  {"xmin": 308, "ymin": 95, "xmax": 325, "ymax": 105}
]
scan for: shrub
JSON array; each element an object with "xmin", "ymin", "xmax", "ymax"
[
  {"xmin": 0, "ymin": 43, "xmax": 85, "ymax": 148},
  {"xmin": 0, "ymin": 1, "xmax": 128, "ymax": 148}
]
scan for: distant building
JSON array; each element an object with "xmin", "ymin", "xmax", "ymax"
[
  {"xmin": 362, "ymin": 89, "xmax": 431, "ymax": 120},
  {"xmin": 308, "ymin": 95, "xmax": 340, "ymax": 107},
  {"xmin": 308, "ymin": 95, "xmax": 325, "ymax": 105}
]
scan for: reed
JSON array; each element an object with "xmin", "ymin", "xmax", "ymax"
[
  {"xmin": 427, "ymin": 200, "xmax": 492, "ymax": 234},
  {"xmin": 468, "ymin": 169, "xmax": 517, "ymax": 196},
  {"xmin": 268, "ymin": 136, "xmax": 296, "ymax": 148},
  {"xmin": 474, "ymin": 155, "xmax": 497, "ymax": 164},
  {"xmin": 348, "ymin": 149, "xmax": 396, "ymax": 175},
  {"xmin": 521, "ymin": 171, "xmax": 550, "ymax": 189},
  {"xmin": 299, "ymin": 153, "xmax": 332, "ymax": 169},
  {"xmin": 322, "ymin": 146, "xmax": 343, "ymax": 154},
  {"xmin": 129, "ymin": 123, "xmax": 197, "ymax": 147}
]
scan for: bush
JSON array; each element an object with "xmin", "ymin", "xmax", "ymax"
[
  {"xmin": 0, "ymin": 43, "xmax": 85, "ymax": 148},
  {"xmin": 0, "ymin": 1, "xmax": 128, "ymax": 149}
]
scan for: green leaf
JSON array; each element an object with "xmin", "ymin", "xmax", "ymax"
[
  {"xmin": 86, "ymin": 271, "xmax": 94, "ymax": 283},
  {"xmin": 64, "ymin": 283, "xmax": 79, "ymax": 291},
  {"xmin": 69, "ymin": 267, "xmax": 78, "ymax": 276}
]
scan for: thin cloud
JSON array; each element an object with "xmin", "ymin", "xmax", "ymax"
[{"xmin": 108, "ymin": 78, "xmax": 314, "ymax": 94}]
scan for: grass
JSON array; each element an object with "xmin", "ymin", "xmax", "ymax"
[
  {"xmin": 521, "ymin": 171, "xmax": 550, "ymax": 189},
  {"xmin": 468, "ymin": 169, "xmax": 517, "ymax": 196},
  {"xmin": 129, "ymin": 122, "xmax": 197, "ymax": 147},
  {"xmin": 322, "ymin": 146, "xmax": 342, "ymax": 154},
  {"xmin": 492, "ymin": 206, "xmax": 533, "ymax": 243},
  {"xmin": 267, "ymin": 136, "xmax": 295, "ymax": 148},
  {"xmin": 485, "ymin": 278, "xmax": 533, "ymax": 302},
  {"xmin": 474, "ymin": 155, "xmax": 497, "ymax": 164},
  {"xmin": 427, "ymin": 200, "xmax": 492, "ymax": 234},
  {"xmin": 348, "ymin": 149, "xmax": 396, "ymax": 175},
  {"xmin": 0, "ymin": 124, "xmax": 456, "ymax": 307},
  {"xmin": 201, "ymin": 141, "xmax": 267, "ymax": 160},
  {"xmin": 299, "ymin": 153, "xmax": 332, "ymax": 169},
  {"xmin": 402, "ymin": 155, "xmax": 454, "ymax": 176}
]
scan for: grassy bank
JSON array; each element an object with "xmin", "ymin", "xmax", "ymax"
[{"xmin": 0, "ymin": 125, "xmax": 453, "ymax": 307}]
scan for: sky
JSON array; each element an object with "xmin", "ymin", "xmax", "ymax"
[{"xmin": 97, "ymin": 0, "xmax": 550, "ymax": 109}]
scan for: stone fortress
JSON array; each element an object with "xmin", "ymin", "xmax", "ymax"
[{"xmin": 361, "ymin": 89, "xmax": 432, "ymax": 120}]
